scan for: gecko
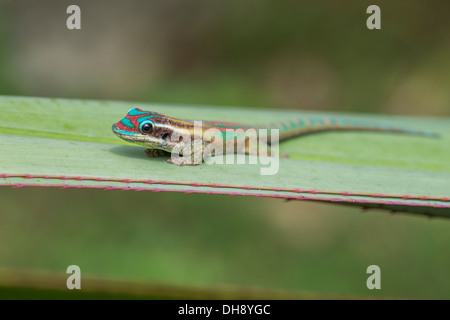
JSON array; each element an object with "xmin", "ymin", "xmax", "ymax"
[{"xmin": 112, "ymin": 108, "xmax": 437, "ymax": 166}]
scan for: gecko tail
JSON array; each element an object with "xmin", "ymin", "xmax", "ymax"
[
  {"xmin": 271, "ymin": 118, "xmax": 440, "ymax": 141},
  {"xmin": 331, "ymin": 119, "xmax": 440, "ymax": 138},
  {"xmin": 322, "ymin": 118, "xmax": 440, "ymax": 138},
  {"xmin": 378, "ymin": 126, "xmax": 440, "ymax": 138},
  {"xmin": 402, "ymin": 129, "xmax": 440, "ymax": 138}
]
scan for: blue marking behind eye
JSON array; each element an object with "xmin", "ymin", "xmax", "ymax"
[
  {"xmin": 137, "ymin": 115, "xmax": 161, "ymax": 123},
  {"xmin": 137, "ymin": 116, "xmax": 152, "ymax": 123},
  {"xmin": 120, "ymin": 118, "xmax": 135, "ymax": 128},
  {"xmin": 137, "ymin": 117, "xmax": 147, "ymax": 123},
  {"xmin": 127, "ymin": 108, "xmax": 148, "ymax": 116}
]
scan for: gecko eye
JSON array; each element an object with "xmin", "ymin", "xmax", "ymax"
[{"xmin": 139, "ymin": 121, "xmax": 154, "ymax": 134}]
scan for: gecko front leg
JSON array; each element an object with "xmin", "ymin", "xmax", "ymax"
[
  {"xmin": 145, "ymin": 149, "xmax": 170, "ymax": 158},
  {"xmin": 166, "ymin": 143, "xmax": 204, "ymax": 166}
]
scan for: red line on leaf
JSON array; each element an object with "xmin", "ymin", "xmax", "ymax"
[
  {"xmin": 0, "ymin": 173, "xmax": 448, "ymax": 203},
  {"xmin": 0, "ymin": 181, "xmax": 448, "ymax": 208}
]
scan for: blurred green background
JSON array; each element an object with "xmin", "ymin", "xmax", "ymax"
[{"xmin": 0, "ymin": 0, "xmax": 449, "ymax": 299}]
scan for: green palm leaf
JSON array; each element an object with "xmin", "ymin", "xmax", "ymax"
[{"xmin": 1, "ymin": 96, "xmax": 449, "ymax": 217}]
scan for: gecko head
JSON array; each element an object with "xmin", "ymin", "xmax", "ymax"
[{"xmin": 112, "ymin": 108, "xmax": 182, "ymax": 152}]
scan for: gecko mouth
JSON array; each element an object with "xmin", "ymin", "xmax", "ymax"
[
  {"xmin": 112, "ymin": 124, "xmax": 166, "ymax": 148},
  {"xmin": 112, "ymin": 124, "xmax": 133, "ymax": 139}
]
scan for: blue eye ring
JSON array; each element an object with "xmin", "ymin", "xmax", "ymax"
[{"xmin": 139, "ymin": 120, "xmax": 154, "ymax": 134}]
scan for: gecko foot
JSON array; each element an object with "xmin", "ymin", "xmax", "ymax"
[
  {"xmin": 145, "ymin": 149, "xmax": 170, "ymax": 158},
  {"xmin": 166, "ymin": 156, "xmax": 201, "ymax": 166}
]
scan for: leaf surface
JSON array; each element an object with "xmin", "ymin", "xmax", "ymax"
[{"xmin": 0, "ymin": 96, "xmax": 449, "ymax": 217}]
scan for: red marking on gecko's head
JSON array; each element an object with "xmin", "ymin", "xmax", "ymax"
[{"xmin": 112, "ymin": 107, "xmax": 156, "ymax": 135}]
